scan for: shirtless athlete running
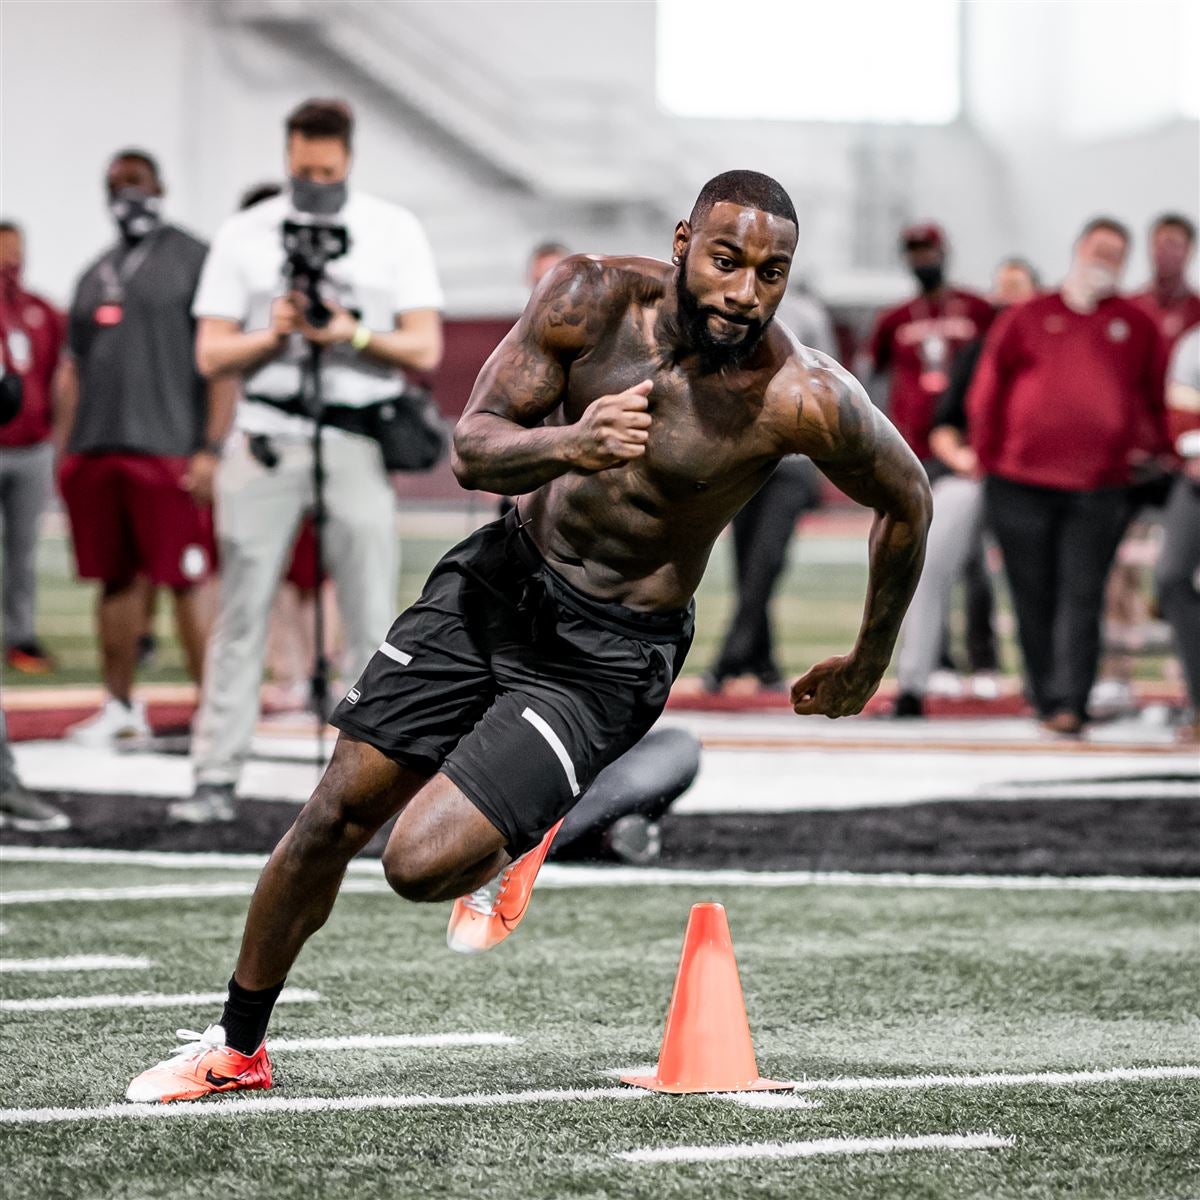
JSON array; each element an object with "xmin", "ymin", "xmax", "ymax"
[{"xmin": 127, "ymin": 170, "xmax": 931, "ymax": 1103}]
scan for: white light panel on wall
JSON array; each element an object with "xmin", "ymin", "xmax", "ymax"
[{"xmin": 656, "ymin": 0, "xmax": 961, "ymax": 124}]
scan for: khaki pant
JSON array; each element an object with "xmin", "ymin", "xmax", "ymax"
[
  {"xmin": 192, "ymin": 430, "xmax": 397, "ymax": 787},
  {"xmin": 895, "ymin": 474, "xmax": 987, "ymax": 695}
]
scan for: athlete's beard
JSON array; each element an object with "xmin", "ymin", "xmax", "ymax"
[{"xmin": 673, "ymin": 252, "xmax": 770, "ymax": 370}]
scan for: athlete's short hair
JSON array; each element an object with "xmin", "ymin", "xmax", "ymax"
[{"xmin": 690, "ymin": 170, "xmax": 797, "ymax": 230}]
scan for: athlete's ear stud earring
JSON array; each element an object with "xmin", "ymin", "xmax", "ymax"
[{"xmin": 671, "ymin": 254, "xmax": 681, "ymax": 265}]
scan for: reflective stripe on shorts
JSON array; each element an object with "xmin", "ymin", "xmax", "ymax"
[
  {"xmin": 521, "ymin": 707, "xmax": 580, "ymax": 797},
  {"xmin": 378, "ymin": 642, "xmax": 412, "ymax": 666}
]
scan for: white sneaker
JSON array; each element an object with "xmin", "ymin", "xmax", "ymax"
[
  {"xmin": 168, "ymin": 783, "xmax": 236, "ymax": 825},
  {"xmin": 969, "ymin": 672, "xmax": 1002, "ymax": 700},
  {"xmin": 67, "ymin": 697, "xmax": 150, "ymax": 748},
  {"xmin": 1089, "ymin": 679, "xmax": 1136, "ymax": 716},
  {"xmin": 927, "ymin": 669, "xmax": 965, "ymax": 698}
]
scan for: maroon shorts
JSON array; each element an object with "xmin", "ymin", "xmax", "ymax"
[
  {"xmin": 285, "ymin": 517, "xmax": 326, "ymax": 590},
  {"xmin": 59, "ymin": 453, "xmax": 215, "ymax": 588}
]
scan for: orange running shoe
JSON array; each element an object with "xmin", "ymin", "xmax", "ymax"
[
  {"xmin": 6, "ymin": 643, "xmax": 55, "ymax": 675},
  {"xmin": 446, "ymin": 819, "xmax": 563, "ymax": 955},
  {"xmin": 125, "ymin": 1025, "xmax": 272, "ymax": 1104}
]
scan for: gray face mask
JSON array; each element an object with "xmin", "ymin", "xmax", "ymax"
[
  {"xmin": 289, "ymin": 176, "xmax": 347, "ymax": 216},
  {"xmin": 109, "ymin": 187, "xmax": 163, "ymax": 242}
]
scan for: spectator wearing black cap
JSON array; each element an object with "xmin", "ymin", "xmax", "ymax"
[
  {"xmin": 867, "ymin": 223, "xmax": 998, "ymax": 690},
  {"xmin": 894, "ymin": 257, "xmax": 1040, "ymax": 717}
]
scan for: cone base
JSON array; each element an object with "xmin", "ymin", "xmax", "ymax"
[{"xmin": 620, "ymin": 1072, "xmax": 795, "ymax": 1095}]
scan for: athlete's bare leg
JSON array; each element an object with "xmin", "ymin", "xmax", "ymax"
[
  {"xmin": 381, "ymin": 774, "xmax": 511, "ymax": 903},
  {"xmin": 233, "ymin": 734, "xmax": 427, "ymax": 989}
]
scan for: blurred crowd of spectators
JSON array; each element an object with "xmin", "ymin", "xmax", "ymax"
[
  {"xmin": 703, "ymin": 213, "xmax": 1199, "ymax": 744},
  {"xmin": 1, "ymin": 97, "xmax": 1198, "ymax": 831}
]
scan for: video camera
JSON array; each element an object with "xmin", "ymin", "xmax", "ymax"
[{"xmin": 282, "ymin": 218, "xmax": 350, "ymax": 329}]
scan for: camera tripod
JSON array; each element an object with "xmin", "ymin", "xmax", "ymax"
[{"xmin": 299, "ymin": 340, "xmax": 334, "ymax": 766}]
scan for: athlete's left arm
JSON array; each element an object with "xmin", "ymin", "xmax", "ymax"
[{"xmin": 787, "ymin": 365, "xmax": 932, "ymax": 718}]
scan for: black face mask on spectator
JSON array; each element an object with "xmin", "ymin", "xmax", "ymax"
[
  {"xmin": 290, "ymin": 176, "xmax": 347, "ymax": 216},
  {"xmin": 109, "ymin": 188, "xmax": 163, "ymax": 243},
  {"xmin": 913, "ymin": 263, "xmax": 945, "ymax": 293}
]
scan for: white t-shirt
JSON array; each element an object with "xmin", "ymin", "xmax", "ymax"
[{"xmin": 193, "ymin": 190, "xmax": 443, "ymax": 437}]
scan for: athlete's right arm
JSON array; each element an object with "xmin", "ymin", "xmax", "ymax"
[{"xmin": 453, "ymin": 258, "xmax": 652, "ymax": 494}]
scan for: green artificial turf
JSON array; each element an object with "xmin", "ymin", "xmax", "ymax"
[
  {"xmin": 11, "ymin": 512, "xmax": 1176, "ymax": 691},
  {"xmin": 2, "ymin": 859, "xmax": 1198, "ymax": 1199}
]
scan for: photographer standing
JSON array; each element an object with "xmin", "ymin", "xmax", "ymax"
[{"xmin": 175, "ymin": 99, "xmax": 443, "ymax": 823}]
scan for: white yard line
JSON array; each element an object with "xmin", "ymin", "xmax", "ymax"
[
  {"xmin": 786, "ymin": 1064, "xmax": 1200, "ymax": 1093},
  {"xmin": 543, "ymin": 867, "xmax": 1200, "ymax": 893},
  {"xmin": 0, "ymin": 1086, "xmax": 653, "ymax": 1125},
  {"xmin": 0, "ymin": 847, "xmax": 283, "ymax": 871},
  {"xmin": 609, "ymin": 1063, "xmax": 1200, "ymax": 1093},
  {"xmin": 616, "ymin": 1131, "xmax": 1015, "ymax": 1165},
  {"xmin": 0, "ymin": 955, "xmax": 152, "ymax": 974},
  {"xmin": 0, "ymin": 846, "xmax": 306, "ymax": 871},
  {"xmin": 715, "ymin": 1092, "xmax": 821, "ymax": 1109},
  {"xmin": 3, "ymin": 848, "xmax": 1198, "ymax": 895},
  {"xmin": 269, "ymin": 1033, "xmax": 517, "ymax": 1051},
  {"xmin": 0, "ymin": 880, "xmax": 390, "ymax": 905},
  {"xmin": 1, "ymin": 1063, "xmax": 1195, "ymax": 1127},
  {"xmin": 0, "ymin": 987, "xmax": 319, "ymax": 1014}
]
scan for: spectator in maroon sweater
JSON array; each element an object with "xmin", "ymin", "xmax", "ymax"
[
  {"xmin": 968, "ymin": 217, "xmax": 1169, "ymax": 735},
  {"xmin": 0, "ymin": 221, "xmax": 64, "ymax": 675},
  {"xmin": 1130, "ymin": 213, "xmax": 1200, "ymax": 351}
]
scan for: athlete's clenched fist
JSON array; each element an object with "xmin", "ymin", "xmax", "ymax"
[{"xmin": 568, "ymin": 380, "xmax": 654, "ymax": 471}]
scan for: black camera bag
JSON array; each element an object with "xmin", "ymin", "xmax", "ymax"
[{"xmin": 364, "ymin": 384, "xmax": 451, "ymax": 473}]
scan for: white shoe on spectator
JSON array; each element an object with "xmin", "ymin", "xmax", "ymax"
[
  {"xmin": 969, "ymin": 672, "xmax": 1002, "ymax": 700},
  {"xmin": 1088, "ymin": 679, "xmax": 1137, "ymax": 717},
  {"xmin": 168, "ymin": 783, "xmax": 236, "ymax": 825},
  {"xmin": 0, "ymin": 784, "xmax": 70, "ymax": 832},
  {"xmin": 67, "ymin": 697, "xmax": 150, "ymax": 748},
  {"xmin": 927, "ymin": 669, "xmax": 965, "ymax": 698}
]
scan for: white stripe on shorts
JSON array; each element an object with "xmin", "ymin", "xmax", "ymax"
[
  {"xmin": 521, "ymin": 707, "xmax": 580, "ymax": 796},
  {"xmin": 378, "ymin": 642, "xmax": 412, "ymax": 666}
]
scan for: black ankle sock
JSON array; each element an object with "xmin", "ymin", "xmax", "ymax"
[{"xmin": 220, "ymin": 975, "xmax": 285, "ymax": 1054}]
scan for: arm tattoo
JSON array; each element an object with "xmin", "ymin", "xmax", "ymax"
[{"xmin": 451, "ymin": 257, "xmax": 612, "ymax": 493}]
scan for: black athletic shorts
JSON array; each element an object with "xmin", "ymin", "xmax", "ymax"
[{"xmin": 330, "ymin": 508, "xmax": 695, "ymax": 856}]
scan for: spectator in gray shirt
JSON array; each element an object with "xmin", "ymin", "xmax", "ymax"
[{"xmin": 55, "ymin": 149, "xmax": 233, "ymax": 747}]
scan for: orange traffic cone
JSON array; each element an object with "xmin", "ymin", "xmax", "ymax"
[{"xmin": 622, "ymin": 901, "xmax": 793, "ymax": 1094}]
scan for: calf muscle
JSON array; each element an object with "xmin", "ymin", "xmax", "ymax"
[{"xmin": 233, "ymin": 735, "xmax": 427, "ymax": 989}]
